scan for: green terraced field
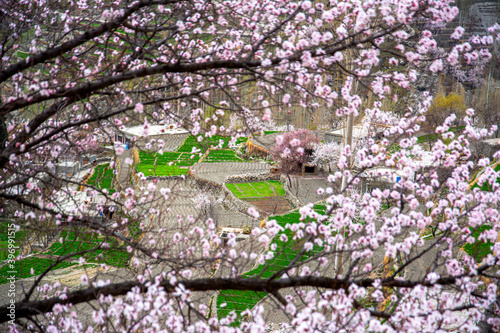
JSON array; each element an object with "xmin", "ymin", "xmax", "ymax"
[
  {"xmin": 0, "ymin": 257, "xmax": 76, "ymax": 285},
  {"xmin": 226, "ymin": 181, "xmax": 285, "ymax": 199},
  {"xmin": 470, "ymin": 162, "xmax": 500, "ymax": 192},
  {"xmin": 203, "ymin": 149, "xmax": 244, "ymax": 163},
  {"xmin": 43, "ymin": 231, "xmax": 131, "ymax": 268},
  {"xmin": 87, "ymin": 164, "xmax": 115, "ymax": 194},
  {"xmin": 0, "ymin": 221, "xmax": 26, "ymax": 262},
  {"xmin": 0, "ymin": 228, "xmax": 135, "ymax": 285},
  {"xmin": 136, "ymin": 151, "xmax": 200, "ymax": 176},
  {"xmin": 217, "ymin": 205, "xmax": 326, "ymax": 323}
]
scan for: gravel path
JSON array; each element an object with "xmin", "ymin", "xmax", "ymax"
[{"xmin": 190, "ymin": 162, "xmax": 270, "ymax": 184}]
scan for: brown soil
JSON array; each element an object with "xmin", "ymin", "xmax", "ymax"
[{"xmin": 245, "ymin": 197, "xmax": 293, "ymax": 215}]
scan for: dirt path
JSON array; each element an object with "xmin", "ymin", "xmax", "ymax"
[{"xmin": 116, "ymin": 149, "xmax": 132, "ymax": 191}]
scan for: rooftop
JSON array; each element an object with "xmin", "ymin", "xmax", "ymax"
[
  {"xmin": 55, "ymin": 190, "xmax": 112, "ymax": 216},
  {"xmin": 120, "ymin": 125, "xmax": 189, "ymax": 138},
  {"xmin": 483, "ymin": 137, "xmax": 500, "ymax": 146}
]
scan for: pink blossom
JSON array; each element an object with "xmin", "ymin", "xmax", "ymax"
[
  {"xmin": 248, "ymin": 207, "xmax": 260, "ymax": 219},
  {"xmin": 134, "ymin": 103, "xmax": 144, "ymax": 113},
  {"xmin": 450, "ymin": 26, "xmax": 465, "ymax": 39}
]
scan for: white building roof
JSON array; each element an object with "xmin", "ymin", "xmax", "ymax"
[
  {"xmin": 327, "ymin": 125, "xmax": 370, "ymax": 139},
  {"xmin": 55, "ymin": 190, "xmax": 111, "ymax": 216},
  {"xmin": 413, "ymin": 150, "xmax": 435, "ymax": 168},
  {"xmin": 483, "ymin": 137, "xmax": 500, "ymax": 146},
  {"xmin": 120, "ymin": 125, "xmax": 189, "ymax": 138},
  {"xmin": 56, "ymin": 161, "xmax": 80, "ymax": 167}
]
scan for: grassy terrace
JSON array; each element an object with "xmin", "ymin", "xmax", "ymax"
[
  {"xmin": 46, "ymin": 231, "xmax": 132, "ymax": 267},
  {"xmin": 0, "ymin": 258, "xmax": 76, "ymax": 285},
  {"xmin": 417, "ymin": 126, "xmax": 465, "ymax": 144},
  {"xmin": 226, "ymin": 181, "xmax": 285, "ymax": 199},
  {"xmin": 88, "ymin": 164, "xmax": 115, "ymax": 194},
  {"xmin": 136, "ymin": 135, "xmax": 248, "ymax": 176},
  {"xmin": 217, "ymin": 205, "xmax": 326, "ymax": 323},
  {"xmin": 0, "ymin": 221, "xmax": 26, "ymax": 262},
  {"xmin": 136, "ymin": 151, "xmax": 200, "ymax": 176},
  {"xmin": 0, "ymin": 226, "xmax": 134, "ymax": 285},
  {"xmin": 204, "ymin": 149, "xmax": 244, "ymax": 163}
]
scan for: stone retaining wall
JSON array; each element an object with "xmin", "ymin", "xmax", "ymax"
[
  {"xmin": 144, "ymin": 175, "xmax": 186, "ymax": 181},
  {"xmin": 225, "ymin": 172, "xmax": 280, "ymax": 183},
  {"xmin": 186, "ymin": 169, "xmax": 268, "ymax": 218}
]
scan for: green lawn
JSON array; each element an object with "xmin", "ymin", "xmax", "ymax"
[
  {"xmin": 217, "ymin": 205, "xmax": 326, "ymax": 322},
  {"xmin": 0, "ymin": 257, "xmax": 76, "ymax": 285},
  {"xmin": 204, "ymin": 149, "xmax": 244, "ymax": 163},
  {"xmin": 45, "ymin": 231, "xmax": 132, "ymax": 268},
  {"xmin": 87, "ymin": 164, "xmax": 115, "ymax": 194},
  {"xmin": 226, "ymin": 181, "xmax": 285, "ymax": 199},
  {"xmin": 0, "ymin": 228, "xmax": 133, "ymax": 285},
  {"xmin": 0, "ymin": 221, "xmax": 26, "ymax": 262},
  {"xmin": 136, "ymin": 151, "xmax": 199, "ymax": 176}
]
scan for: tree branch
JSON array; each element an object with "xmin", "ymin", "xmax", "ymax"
[
  {"xmin": 0, "ymin": 265, "xmax": 493, "ymax": 323},
  {"xmin": 0, "ymin": 0, "xmax": 180, "ymax": 84}
]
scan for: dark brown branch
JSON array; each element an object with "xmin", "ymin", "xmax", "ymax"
[{"xmin": 0, "ymin": 264, "xmax": 493, "ymax": 323}]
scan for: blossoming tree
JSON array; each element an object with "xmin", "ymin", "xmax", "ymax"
[
  {"xmin": 0, "ymin": 0, "xmax": 499, "ymax": 332},
  {"xmin": 271, "ymin": 129, "xmax": 320, "ymax": 173}
]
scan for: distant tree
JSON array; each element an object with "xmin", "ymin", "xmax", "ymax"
[
  {"xmin": 424, "ymin": 93, "xmax": 466, "ymax": 132},
  {"xmin": 271, "ymin": 129, "xmax": 320, "ymax": 173}
]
